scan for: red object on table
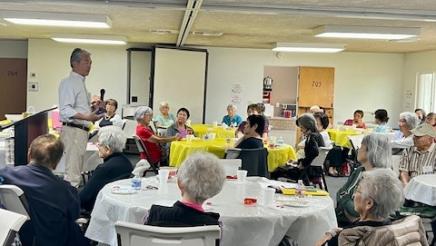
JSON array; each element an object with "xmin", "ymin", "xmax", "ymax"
[{"xmin": 244, "ymin": 198, "xmax": 257, "ymax": 206}]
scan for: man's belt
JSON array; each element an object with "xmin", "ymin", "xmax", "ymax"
[{"xmin": 62, "ymin": 122, "xmax": 90, "ymax": 132}]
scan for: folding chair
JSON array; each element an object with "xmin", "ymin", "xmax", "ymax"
[
  {"xmin": 0, "ymin": 208, "xmax": 27, "ymax": 246},
  {"xmin": 0, "ymin": 185, "xmax": 30, "ymax": 218},
  {"xmin": 133, "ymin": 136, "xmax": 160, "ymax": 175},
  {"xmin": 115, "ymin": 221, "xmax": 220, "ymax": 246}
]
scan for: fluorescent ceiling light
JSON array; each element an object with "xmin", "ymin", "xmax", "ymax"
[
  {"xmin": 2, "ymin": 11, "xmax": 111, "ymax": 28},
  {"xmin": 314, "ymin": 25, "xmax": 420, "ymax": 40},
  {"xmin": 51, "ymin": 35, "xmax": 126, "ymax": 45},
  {"xmin": 272, "ymin": 43, "xmax": 345, "ymax": 53}
]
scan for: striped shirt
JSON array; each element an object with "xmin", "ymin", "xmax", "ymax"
[{"xmin": 399, "ymin": 143, "xmax": 436, "ymax": 177}]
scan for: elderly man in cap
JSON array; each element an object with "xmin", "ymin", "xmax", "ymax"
[{"xmin": 399, "ymin": 123, "xmax": 436, "ymax": 187}]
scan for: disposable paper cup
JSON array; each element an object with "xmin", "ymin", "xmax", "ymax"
[
  {"xmin": 262, "ymin": 187, "xmax": 276, "ymax": 207},
  {"xmin": 237, "ymin": 170, "xmax": 248, "ymax": 183},
  {"xmin": 158, "ymin": 169, "xmax": 170, "ymax": 183}
]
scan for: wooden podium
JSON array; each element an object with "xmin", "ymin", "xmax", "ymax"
[{"xmin": 1, "ymin": 107, "xmax": 56, "ymax": 165}]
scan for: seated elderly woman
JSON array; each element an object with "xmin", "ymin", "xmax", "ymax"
[
  {"xmin": 236, "ymin": 103, "xmax": 269, "ymax": 139},
  {"xmin": 145, "ymin": 152, "xmax": 226, "ymax": 226},
  {"xmin": 154, "ymin": 101, "xmax": 176, "ymax": 128},
  {"xmin": 316, "ymin": 168, "xmax": 404, "ymax": 246},
  {"xmin": 374, "ymin": 109, "xmax": 390, "ymax": 133},
  {"xmin": 167, "ymin": 108, "xmax": 194, "ymax": 138},
  {"xmin": 336, "ymin": 134, "xmax": 391, "ymax": 227},
  {"xmin": 426, "ymin": 112, "xmax": 436, "ymax": 129},
  {"xmin": 222, "ymin": 104, "xmax": 243, "ymax": 127},
  {"xmin": 135, "ymin": 106, "xmax": 180, "ymax": 164},
  {"xmin": 393, "ymin": 112, "xmax": 419, "ymax": 148},
  {"xmin": 415, "ymin": 108, "xmax": 427, "ymax": 124},
  {"xmin": 295, "ymin": 113, "xmax": 325, "ymax": 185},
  {"xmin": 95, "ymin": 99, "xmax": 123, "ymax": 128},
  {"xmin": 234, "ymin": 114, "xmax": 265, "ymax": 149},
  {"xmin": 79, "ymin": 126, "xmax": 133, "ymax": 212},
  {"xmin": 343, "ymin": 110, "xmax": 366, "ymax": 129},
  {"xmin": 313, "ymin": 112, "xmax": 332, "ymax": 147}
]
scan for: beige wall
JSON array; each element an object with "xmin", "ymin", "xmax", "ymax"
[
  {"xmin": 403, "ymin": 50, "xmax": 436, "ymax": 112},
  {"xmin": 27, "ymin": 39, "xmax": 127, "ymax": 112},
  {"xmin": 206, "ymin": 47, "xmax": 404, "ymax": 127},
  {"xmin": 264, "ymin": 66, "xmax": 298, "ymax": 105},
  {"xmin": 23, "ymin": 39, "xmax": 405, "ymax": 127}
]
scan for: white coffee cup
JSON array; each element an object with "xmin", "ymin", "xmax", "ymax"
[
  {"xmin": 237, "ymin": 170, "xmax": 248, "ymax": 182},
  {"xmin": 158, "ymin": 169, "xmax": 169, "ymax": 183},
  {"xmin": 262, "ymin": 187, "xmax": 276, "ymax": 207}
]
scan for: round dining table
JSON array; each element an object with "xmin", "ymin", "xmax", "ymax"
[
  {"xmin": 327, "ymin": 128, "xmax": 363, "ymax": 148},
  {"xmin": 169, "ymin": 138, "xmax": 297, "ymax": 172},
  {"xmin": 85, "ymin": 176, "xmax": 337, "ymax": 246},
  {"xmin": 190, "ymin": 124, "xmax": 236, "ymax": 139},
  {"xmin": 404, "ymin": 174, "xmax": 436, "ymax": 206}
]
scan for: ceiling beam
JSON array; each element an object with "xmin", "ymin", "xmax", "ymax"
[
  {"xmin": 201, "ymin": 3, "xmax": 436, "ymax": 22},
  {"xmin": 176, "ymin": 0, "xmax": 203, "ymax": 47}
]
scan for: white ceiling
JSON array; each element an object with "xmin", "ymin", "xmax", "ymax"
[{"xmin": 2, "ymin": 0, "xmax": 436, "ymax": 52}]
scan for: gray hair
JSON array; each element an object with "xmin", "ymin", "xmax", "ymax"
[
  {"xmin": 177, "ymin": 152, "xmax": 226, "ymax": 203},
  {"xmin": 227, "ymin": 104, "xmax": 237, "ymax": 111},
  {"xmin": 159, "ymin": 101, "xmax": 169, "ymax": 109},
  {"xmin": 98, "ymin": 126, "xmax": 127, "ymax": 153},
  {"xmin": 399, "ymin": 112, "xmax": 419, "ymax": 130},
  {"xmin": 361, "ymin": 134, "xmax": 392, "ymax": 168},
  {"xmin": 70, "ymin": 48, "xmax": 90, "ymax": 68},
  {"xmin": 358, "ymin": 168, "xmax": 404, "ymax": 218},
  {"xmin": 134, "ymin": 106, "xmax": 153, "ymax": 121},
  {"xmin": 297, "ymin": 113, "xmax": 317, "ymax": 132}
]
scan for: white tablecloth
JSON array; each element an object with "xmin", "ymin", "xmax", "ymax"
[
  {"xmin": 86, "ymin": 177, "xmax": 337, "ymax": 246},
  {"xmin": 404, "ymin": 174, "xmax": 436, "ymax": 206}
]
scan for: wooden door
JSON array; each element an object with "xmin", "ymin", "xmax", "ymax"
[
  {"xmin": 0, "ymin": 58, "xmax": 27, "ymax": 120},
  {"xmin": 297, "ymin": 66, "xmax": 334, "ymax": 108}
]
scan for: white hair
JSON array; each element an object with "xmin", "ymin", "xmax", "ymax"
[
  {"xmin": 177, "ymin": 152, "xmax": 226, "ymax": 203},
  {"xmin": 358, "ymin": 168, "xmax": 404, "ymax": 218},
  {"xmin": 227, "ymin": 104, "xmax": 237, "ymax": 111},
  {"xmin": 159, "ymin": 101, "xmax": 169, "ymax": 109},
  {"xmin": 134, "ymin": 106, "xmax": 153, "ymax": 121},
  {"xmin": 98, "ymin": 126, "xmax": 127, "ymax": 153},
  {"xmin": 399, "ymin": 112, "xmax": 419, "ymax": 130},
  {"xmin": 361, "ymin": 134, "xmax": 392, "ymax": 169}
]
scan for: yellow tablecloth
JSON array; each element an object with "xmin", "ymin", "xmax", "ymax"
[
  {"xmin": 169, "ymin": 138, "xmax": 297, "ymax": 172},
  {"xmin": 190, "ymin": 124, "xmax": 236, "ymax": 139},
  {"xmin": 327, "ymin": 129, "xmax": 362, "ymax": 148}
]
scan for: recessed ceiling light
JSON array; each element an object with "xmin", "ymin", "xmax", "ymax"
[
  {"xmin": 272, "ymin": 42, "xmax": 345, "ymax": 53},
  {"xmin": 314, "ymin": 25, "xmax": 420, "ymax": 40},
  {"xmin": 2, "ymin": 11, "xmax": 111, "ymax": 28},
  {"xmin": 51, "ymin": 35, "xmax": 126, "ymax": 45}
]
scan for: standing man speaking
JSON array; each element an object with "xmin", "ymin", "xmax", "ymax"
[{"xmin": 59, "ymin": 48, "xmax": 103, "ymax": 187}]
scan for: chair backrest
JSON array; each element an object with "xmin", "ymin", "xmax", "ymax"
[
  {"xmin": 115, "ymin": 221, "xmax": 220, "ymax": 246},
  {"xmin": 217, "ymin": 159, "xmax": 242, "ymax": 176},
  {"xmin": 339, "ymin": 215, "xmax": 428, "ymax": 246},
  {"xmin": 348, "ymin": 134, "xmax": 364, "ymax": 151},
  {"xmin": 133, "ymin": 136, "xmax": 159, "ymax": 167},
  {"xmin": 225, "ymin": 148, "xmax": 241, "ymax": 160},
  {"xmin": 238, "ymin": 148, "xmax": 268, "ymax": 178},
  {"xmin": 0, "ymin": 185, "xmax": 30, "ymax": 218},
  {"xmin": 311, "ymin": 147, "xmax": 331, "ymax": 167},
  {"xmin": 0, "ymin": 208, "xmax": 27, "ymax": 246}
]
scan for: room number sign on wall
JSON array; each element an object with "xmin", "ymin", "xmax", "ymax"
[{"xmin": 312, "ymin": 80, "xmax": 322, "ymax": 87}]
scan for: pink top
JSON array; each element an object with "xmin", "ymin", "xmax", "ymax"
[{"xmin": 180, "ymin": 200, "xmax": 204, "ymax": 212}]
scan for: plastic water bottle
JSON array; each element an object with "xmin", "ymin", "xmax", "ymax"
[
  {"xmin": 131, "ymin": 175, "xmax": 141, "ymax": 190},
  {"xmin": 296, "ymin": 179, "xmax": 305, "ymax": 198}
]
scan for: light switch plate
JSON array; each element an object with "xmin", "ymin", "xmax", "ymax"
[{"xmin": 28, "ymin": 82, "xmax": 39, "ymax": 92}]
